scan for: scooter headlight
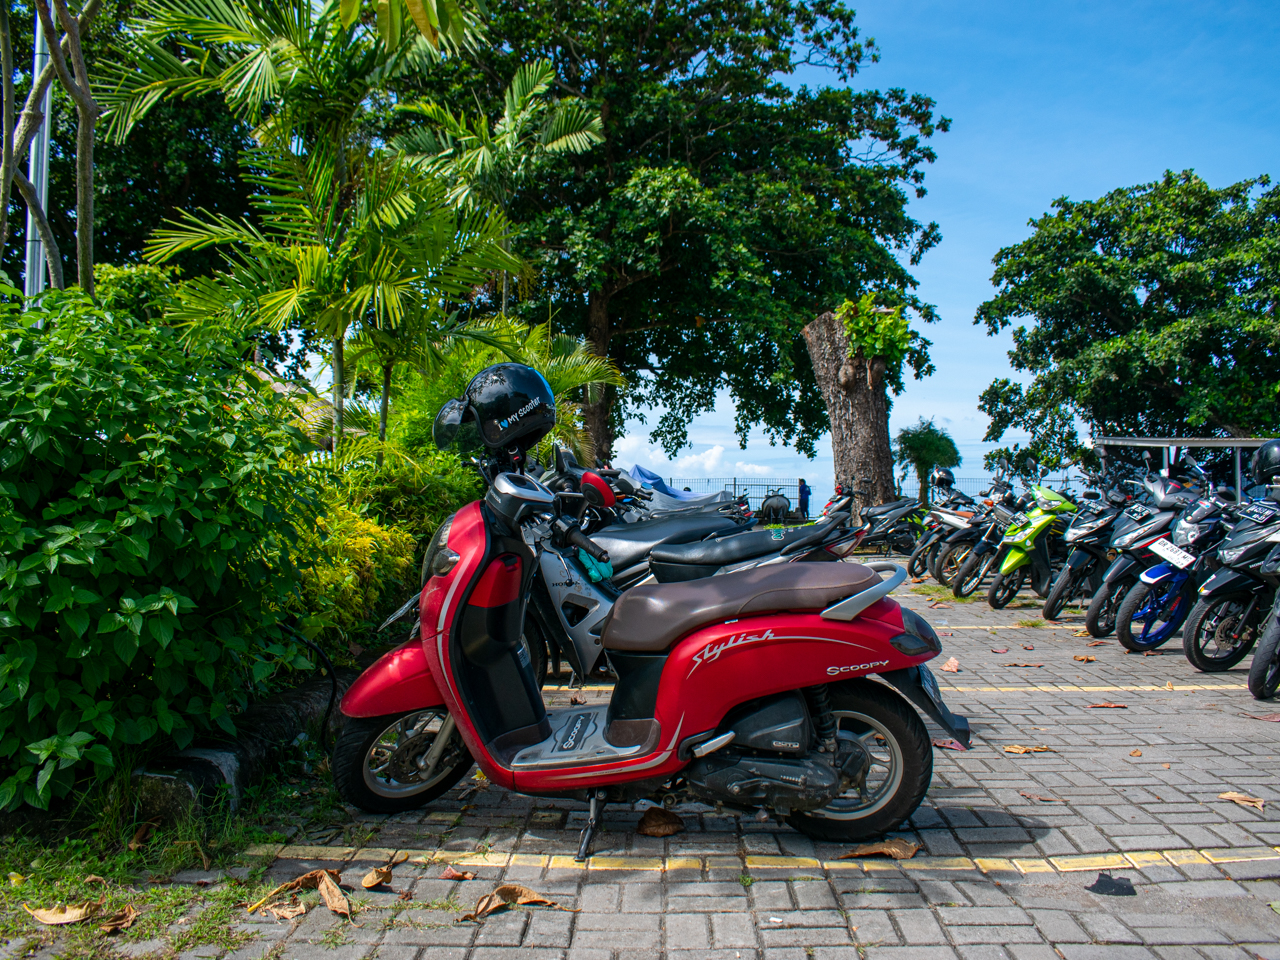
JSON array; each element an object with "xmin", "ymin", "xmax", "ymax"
[
  {"xmin": 890, "ymin": 608, "xmax": 942, "ymax": 657},
  {"xmin": 421, "ymin": 514, "xmax": 458, "ymax": 585}
]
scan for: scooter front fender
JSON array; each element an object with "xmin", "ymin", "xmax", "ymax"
[
  {"xmin": 1000, "ymin": 547, "xmax": 1029, "ymax": 575},
  {"xmin": 880, "ymin": 665, "xmax": 970, "ymax": 748},
  {"xmin": 341, "ymin": 637, "xmax": 445, "ymax": 718},
  {"xmin": 1140, "ymin": 561, "xmax": 1178, "ymax": 587},
  {"xmin": 1101, "ymin": 553, "xmax": 1139, "ymax": 585}
]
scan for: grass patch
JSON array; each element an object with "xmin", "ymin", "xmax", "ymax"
[
  {"xmin": 0, "ymin": 733, "xmax": 369, "ymax": 956},
  {"xmin": 1015, "ymin": 619, "xmax": 1045, "ymax": 628},
  {"xmin": 908, "ymin": 584, "xmax": 981, "ymax": 605}
]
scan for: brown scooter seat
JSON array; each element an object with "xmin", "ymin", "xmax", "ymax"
[{"xmin": 602, "ymin": 562, "xmax": 882, "ymax": 653}]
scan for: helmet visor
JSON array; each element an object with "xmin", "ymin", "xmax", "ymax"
[{"xmin": 433, "ymin": 399, "xmax": 466, "ymax": 450}]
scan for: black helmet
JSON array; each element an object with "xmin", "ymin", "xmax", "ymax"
[
  {"xmin": 433, "ymin": 363, "xmax": 556, "ymax": 452},
  {"xmin": 930, "ymin": 467, "xmax": 955, "ymax": 489},
  {"xmin": 1252, "ymin": 439, "xmax": 1280, "ymax": 487}
]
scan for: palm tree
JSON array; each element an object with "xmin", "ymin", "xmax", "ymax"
[
  {"xmin": 894, "ymin": 418, "xmax": 961, "ymax": 504},
  {"xmin": 146, "ymin": 144, "xmax": 518, "ymax": 448},
  {"xmin": 396, "ymin": 59, "xmax": 602, "ymax": 311}
]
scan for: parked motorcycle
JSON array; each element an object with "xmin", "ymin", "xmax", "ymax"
[
  {"xmin": 985, "ymin": 462, "xmax": 1076, "ymax": 609},
  {"xmin": 760, "ymin": 488, "xmax": 792, "ymax": 524},
  {"xmin": 333, "ymin": 363, "xmax": 969, "ymax": 855},
  {"xmin": 1041, "ymin": 471, "xmax": 1130, "ymax": 620},
  {"xmin": 1247, "ymin": 545, "xmax": 1280, "ymax": 699},
  {"xmin": 905, "ymin": 468, "xmax": 976, "ymax": 579},
  {"xmin": 1084, "ymin": 466, "xmax": 1198, "ymax": 638}
]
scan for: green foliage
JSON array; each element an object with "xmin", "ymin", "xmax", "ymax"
[
  {"xmin": 976, "ymin": 171, "xmax": 1280, "ymax": 465},
  {"xmin": 894, "ymin": 418, "xmax": 961, "ymax": 503},
  {"xmin": 837, "ymin": 292, "xmax": 935, "ymax": 395},
  {"xmin": 0, "ymin": 292, "xmax": 323, "ymax": 810},
  {"xmin": 94, "ymin": 263, "xmax": 180, "ymax": 321},
  {"xmin": 402, "ymin": 2, "xmax": 949, "ymax": 455}
]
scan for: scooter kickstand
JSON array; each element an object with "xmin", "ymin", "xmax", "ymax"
[{"xmin": 576, "ymin": 790, "xmax": 606, "ymax": 863}]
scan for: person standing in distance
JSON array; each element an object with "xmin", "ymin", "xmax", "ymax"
[{"xmin": 798, "ymin": 478, "xmax": 812, "ymax": 519}]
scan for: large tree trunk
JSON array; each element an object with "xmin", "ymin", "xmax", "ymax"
[
  {"xmin": 802, "ymin": 310, "xmax": 896, "ymax": 515},
  {"xmin": 581, "ymin": 288, "xmax": 611, "ymax": 463}
]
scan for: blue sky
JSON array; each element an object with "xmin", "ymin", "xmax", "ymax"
[{"xmin": 616, "ymin": 0, "xmax": 1280, "ymax": 504}]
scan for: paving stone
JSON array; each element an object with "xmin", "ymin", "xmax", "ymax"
[
  {"xmin": 665, "ymin": 913, "xmax": 711, "ymax": 950},
  {"xmin": 710, "ymin": 912, "xmax": 758, "ymax": 948}
]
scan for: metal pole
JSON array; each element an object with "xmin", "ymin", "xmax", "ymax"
[
  {"xmin": 23, "ymin": 20, "xmax": 52, "ymax": 306},
  {"xmin": 1235, "ymin": 447, "xmax": 1242, "ymax": 497}
]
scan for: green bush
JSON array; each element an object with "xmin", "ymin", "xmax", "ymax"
[{"xmin": 0, "ymin": 290, "xmax": 322, "ymax": 810}]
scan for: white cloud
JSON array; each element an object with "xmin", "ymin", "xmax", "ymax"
[
  {"xmin": 674, "ymin": 445, "xmax": 726, "ymax": 475},
  {"xmin": 733, "ymin": 461, "xmax": 773, "ymax": 476}
]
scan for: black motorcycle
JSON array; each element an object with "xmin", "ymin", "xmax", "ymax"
[
  {"xmin": 1246, "ymin": 544, "xmax": 1280, "ymax": 699},
  {"xmin": 1041, "ymin": 474, "xmax": 1129, "ymax": 621},
  {"xmin": 1183, "ymin": 495, "xmax": 1279, "ymax": 672}
]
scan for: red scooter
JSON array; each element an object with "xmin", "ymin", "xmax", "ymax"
[{"xmin": 332, "ymin": 472, "xmax": 969, "ymax": 857}]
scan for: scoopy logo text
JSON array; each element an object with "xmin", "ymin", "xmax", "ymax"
[{"xmin": 826, "ymin": 660, "xmax": 890, "ymax": 676}]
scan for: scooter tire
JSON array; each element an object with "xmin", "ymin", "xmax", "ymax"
[
  {"xmin": 952, "ymin": 551, "xmax": 991, "ymax": 599},
  {"xmin": 1182, "ymin": 594, "xmax": 1260, "ymax": 673},
  {"xmin": 332, "ymin": 709, "xmax": 474, "ymax": 814},
  {"xmin": 987, "ymin": 569, "xmax": 1024, "ymax": 609},
  {"xmin": 1042, "ymin": 568, "xmax": 1077, "ymax": 621},
  {"xmin": 907, "ymin": 540, "xmax": 933, "ymax": 578},
  {"xmin": 786, "ymin": 680, "xmax": 932, "ymax": 843},
  {"xmin": 1115, "ymin": 581, "xmax": 1178, "ymax": 652},
  {"xmin": 1085, "ymin": 577, "xmax": 1131, "ymax": 638},
  {"xmin": 1248, "ymin": 611, "xmax": 1280, "ymax": 700},
  {"xmin": 934, "ymin": 542, "xmax": 972, "ymax": 588}
]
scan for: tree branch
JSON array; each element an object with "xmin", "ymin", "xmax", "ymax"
[
  {"xmin": 12, "ymin": 167, "xmax": 65, "ymax": 290},
  {"xmin": 0, "ymin": 3, "xmax": 14, "ymax": 257}
]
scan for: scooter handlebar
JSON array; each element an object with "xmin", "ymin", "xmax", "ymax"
[{"xmin": 564, "ymin": 523, "xmax": 610, "ymax": 564}]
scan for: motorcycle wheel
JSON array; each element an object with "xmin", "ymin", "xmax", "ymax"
[
  {"xmin": 1247, "ymin": 612, "xmax": 1280, "ymax": 700},
  {"xmin": 332, "ymin": 708, "xmax": 473, "ymax": 814},
  {"xmin": 1085, "ymin": 577, "xmax": 1132, "ymax": 638},
  {"xmin": 1182, "ymin": 594, "xmax": 1261, "ymax": 673},
  {"xmin": 987, "ymin": 569, "xmax": 1025, "ymax": 609},
  {"xmin": 786, "ymin": 680, "xmax": 931, "ymax": 842},
  {"xmin": 934, "ymin": 542, "xmax": 972, "ymax": 588},
  {"xmin": 1042, "ymin": 568, "xmax": 1078, "ymax": 621},
  {"xmin": 953, "ymin": 551, "xmax": 994, "ymax": 598},
  {"xmin": 907, "ymin": 539, "xmax": 933, "ymax": 578},
  {"xmin": 521, "ymin": 628, "xmax": 549, "ymax": 688},
  {"xmin": 1115, "ymin": 580, "xmax": 1186, "ymax": 651}
]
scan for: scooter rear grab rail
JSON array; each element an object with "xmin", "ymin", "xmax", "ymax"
[{"xmin": 819, "ymin": 561, "xmax": 907, "ymax": 621}]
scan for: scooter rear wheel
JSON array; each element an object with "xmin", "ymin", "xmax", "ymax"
[
  {"xmin": 332, "ymin": 709, "xmax": 473, "ymax": 814},
  {"xmin": 1042, "ymin": 567, "xmax": 1078, "ymax": 621},
  {"xmin": 786, "ymin": 680, "xmax": 932, "ymax": 843},
  {"xmin": 907, "ymin": 539, "xmax": 933, "ymax": 578},
  {"xmin": 934, "ymin": 542, "xmax": 972, "ymax": 588},
  {"xmin": 1248, "ymin": 612, "xmax": 1280, "ymax": 700}
]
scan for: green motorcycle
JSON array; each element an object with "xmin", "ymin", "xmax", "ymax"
[{"xmin": 987, "ymin": 478, "xmax": 1077, "ymax": 609}]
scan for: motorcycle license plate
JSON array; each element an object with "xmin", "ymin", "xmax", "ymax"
[
  {"xmin": 1126, "ymin": 504, "xmax": 1153, "ymax": 521},
  {"xmin": 1149, "ymin": 537, "xmax": 1195, "ymax": 569},
  {"xmin": 918, "ymin": 665, "xmax": 946, "ymax": 712},
  {"xmin": 1011, "ymin": 512, "xmax": 1030, "ymax": 527},
  {"xmin": 1242, "ymin": 503, "xmax": 1280, "ymax": 523}
]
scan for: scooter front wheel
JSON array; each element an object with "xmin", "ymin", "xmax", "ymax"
[
  {"xmin": 332, "ymin": 709, "xmax": 473, "ymax": 814},
  {"xmin": 1116, "ymin": 581, "xmax": 1184, "ymax": 651},
  {"xmin": 987, "ymin": 569, "xmax": 1025, "ymax": 609},
  {"xmin": 1248, "ymin": 612, "xmax": 1280, "ymax": 699},
  {"xmin": 1085, "ymin": 577, "xmax": 1132, "ymax": 638},
  {"xmin": 786, "ymin": 680, "xmax": 932, "ymax": 843}
]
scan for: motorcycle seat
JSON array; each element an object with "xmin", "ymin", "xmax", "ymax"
[
  {"xmin": 649, "ymin": 524, "xmax": 822, "ymax": 568},
  {"xmin": 589, "ymin": 514, "xmax": 740, "ymax": 574},
  {"xmin": 862, "ymin": 498, "xmax": 915, "ymax": 518},
  {"xmin": 602, "ymin": 562, "xmax": 881, "ymax": 652}
]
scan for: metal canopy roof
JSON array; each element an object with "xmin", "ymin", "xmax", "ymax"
[{"xmin": 1093, "ymin": 437, "xmax": 1272, "ymax": 448}]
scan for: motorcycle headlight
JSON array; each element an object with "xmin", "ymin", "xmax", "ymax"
[
  {"xmin": 1217, "ymin": 544, "xmax": 1246, "ymax": 566},
  {"xmin": 1113, "ymin": 527, "xmax": 1147, "ymax": 549},
  {"xmin": 1066, "ymin": 517, "xmax": 1106, "ymax": 542},
  {"xmin": 1172, "ymin": 520, "xmax": 1203, "ymax": 547},
  {"xmin": 1216, "ymin": 525, "xmax": 1279, "ymax": 566}
]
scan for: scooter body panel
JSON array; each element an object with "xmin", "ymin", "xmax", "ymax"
[
  {"xmin": 1198, "ymin": 567, "xmax": 1270, "ymax": 599},
  {"xmin": 341, "ymin": 638, "xmax": 445, "ymax": 718},
  {"xmin": 1140, "ymin": 561, "xmax": 1178, "ymax": 587}
]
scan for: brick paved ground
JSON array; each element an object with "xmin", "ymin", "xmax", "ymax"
[{"xmin": 67, "ymin": 580, "xmax": 1280, "ymax": 958}]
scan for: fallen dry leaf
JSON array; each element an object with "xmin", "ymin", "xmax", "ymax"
[
  {"xmin": 910, "ymin": 577, "xmax": 926, "ymax": 584},
  {"xmin": 636, "ymin": 807, "xmax": 684, "ymax": 838},
  {"xmin": 1086, "ymin": 640, "xmax": 1111, "ymax": 646},
  {"xmin": 938, "ymin": 631, "xmax": 954, "ymax": 636},
  {"xmin": 98, "ymin": 904, "xmax": 138, "ymax": 934},
  {"xmin": 1004, "ymin": 744, "xmax": 1051, "ymax": 754},
  {"xmin": 127, "ymin": 819, "xmax": 159, "ymax": 852},
  {"xmin": 1130, "ymin": 749, "xmax": 1142, "ymax": 757},
  {"xmin": 1162, "ymin": 763, "xmax": 1171, "ymax": 769},
  {"xmin": 83, "ymin": 875, "xmax": 105, "ymax": 884},
  {"xmin": 247, "ymin": 869, "xmax": 347, "ymax": 917},
  {"xmin": 440, "ymin": 865, "xmax": 475, "ymax": 881},
  {"xmin": 23, "ymin": 900, "xmax": 101, "ymax": 926},
  {"xmin": 939, "ymin": 656, "xmax": 960, "ymax": 673},
  {"xmin": 931, "ymin": 738, "xmax": 966, "ymax": 751},
  {"xmin": 991, "ymin": 647, "xmax": 1009, "ymax": 654},
  {"xmin": 267, "ymin": 901, "xmax": 307, "ymax": 921},
  {"xmin": 347, "ymin": 641, "xmax": 366, "ymax": 657},
  {"xmin": 1087, "ymin": 703, "xmax": 1127, "ymax": 709},
  {"xmin": 1243, "ymin": 713, "xmax": 1280, "ymax": 722},
  {"xmin": 1219, "ymin": 791, "xmax": 1265, "ymax": 812},
  {"xmin": 361, "ymin": 852, "xmax": 410, "ymax": 889},
  {"xmin": 1019, "ymin": 790, "xmax": 1066, "ymax": 803},
  {"xmin": 837, "ymin": 838, "xmax": 920, "ymax": 861},
  {"xmin": 1073, "ymin": 630, "xmax": 1092, "ymax": 637},
  {"xmin": 460, "ymin": 884, "xmax": 557, "ymax": 922},
  {"xmin": 1144, "ymin": 650, "xmax": 1163, "ymax": 657},
  {"xmin": 7, "ymin": 873, "xmax": 24, "ymax": 887},
  {"xmin": 1074, "ymin": 655, "xmax": 1097, "ymax": 662},
  {"xmin": 1003, "ymin": 663, "xmax": 1044, "ymax": 668},
  {"xmin": 1166, "ymin": 681, "xmax": 1175, "ymax": 690},
  {"xmin": 569, "ymin": 692, "xmax": 588, "ymax": 705},
  {"xmin": 929, "ymin": 601, "xmax": 952, "ymax": 609},
  {"xmin": 1022, "ymin": 644, "xmax": 1035, "ymax": 650},
  {"xmin": 397, "ymin": 890, "xmax": 414, "ymax": 902}
]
